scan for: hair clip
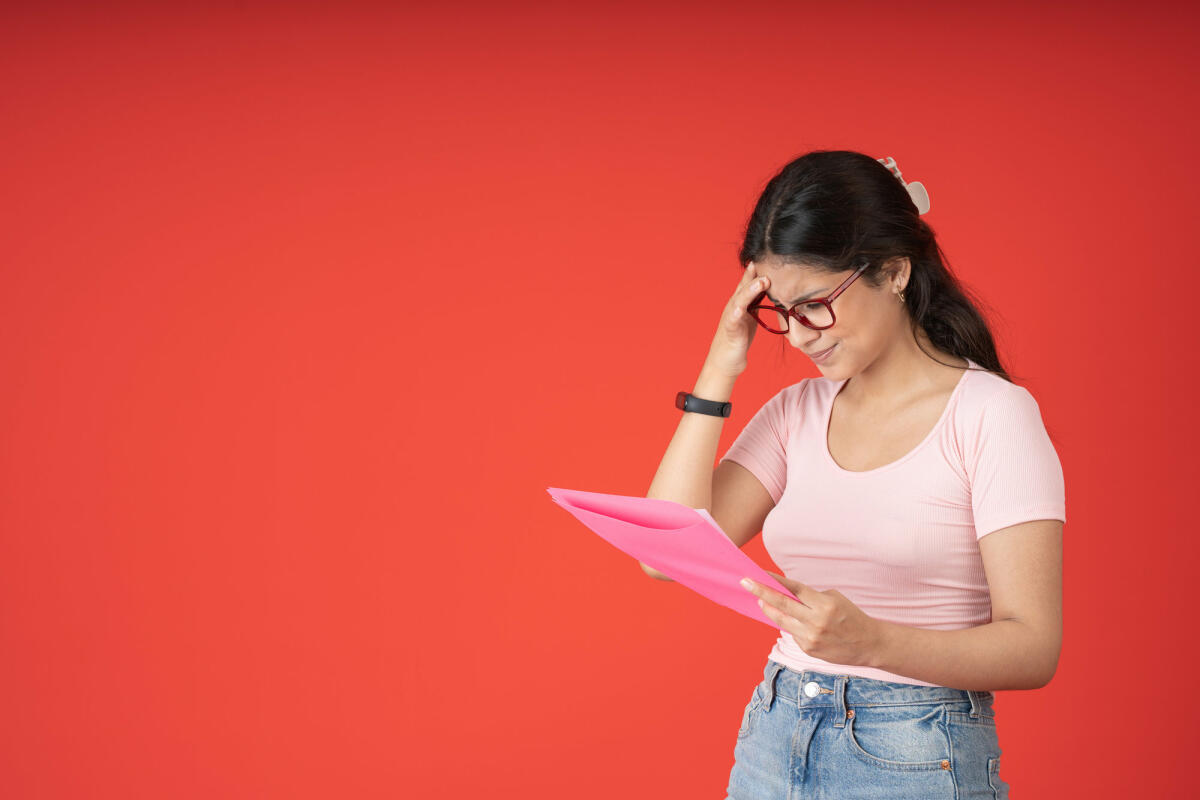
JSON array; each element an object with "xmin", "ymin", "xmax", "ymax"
[{"xmin": 876, "ymin": 156, "xmax": 930, "ymax": 215}]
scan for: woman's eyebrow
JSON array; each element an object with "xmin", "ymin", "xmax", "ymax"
[{"xmin": 766, "ymin": 287, "xmax": 827, "ymax": 306}]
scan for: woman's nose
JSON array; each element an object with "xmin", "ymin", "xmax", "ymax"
[{"xmin": 786, "ymin": 318, "xmax": 819, "ymax": 347}]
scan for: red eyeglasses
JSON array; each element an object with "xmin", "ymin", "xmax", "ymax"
[{"xmin": 747, "ymin": 262, "xmax": 870, "ymax": 333}]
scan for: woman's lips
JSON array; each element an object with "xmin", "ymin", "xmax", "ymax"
[{"xmin": 810, "ymin": 343, "xmax": 837, "ymax": 362}]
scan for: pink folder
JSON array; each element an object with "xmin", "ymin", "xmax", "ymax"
[{"xmin": 547, "ymin": 486, "xmax": 800, "ymax": 628}]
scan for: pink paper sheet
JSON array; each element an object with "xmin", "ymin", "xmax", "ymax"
[{"xmin": 546, "ymin": 486, "xmax": 801, "ymax": 628}]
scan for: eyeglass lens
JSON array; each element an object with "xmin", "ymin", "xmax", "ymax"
[{"xmin": 749, "ymin": 295, "xmax": 833, "ymax": 331}]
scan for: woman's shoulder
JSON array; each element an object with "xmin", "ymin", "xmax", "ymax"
[
  {"xmin": 952, "ymin": 360, "xmax": 1050, "ymax": 443},
  {"xmin": 767, "ymin": 376, "xmax": 826, "ymax": 407},
  {"xmin": 955, "ymin": 360, "xmax": 1035, "ymax": 411},
  {"xmin": 752, "ymin": 377, "xmax": 821, "ymax": 422}
]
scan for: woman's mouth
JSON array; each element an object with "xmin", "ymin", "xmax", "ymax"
[{"xmin": 809, "ymin": 343, "xmax": 837, "ymax": 363}]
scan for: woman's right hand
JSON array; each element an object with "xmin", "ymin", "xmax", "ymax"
[{"xmin": 705, "ymin": 261, "xmax": 771, "ymax": 378}]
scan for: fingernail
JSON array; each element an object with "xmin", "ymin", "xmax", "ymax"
[{"xmin": 740, "ymin": 578, "xmax": 753, "ymax": 589}]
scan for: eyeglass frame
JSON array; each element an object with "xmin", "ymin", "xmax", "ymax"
[{"xmin": 747, "ymin": 261, "xmax": 871, "ymax": 333}]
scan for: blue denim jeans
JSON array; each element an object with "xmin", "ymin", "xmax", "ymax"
[{"xmin": 725, "ymin": 659, "xmax": 1009, "ymax": 799}]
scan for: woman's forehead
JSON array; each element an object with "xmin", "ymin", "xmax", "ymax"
[
  {"xmin": 758, "ymin": 260, "xmax": 831, "ymax": 299},
  {"xmin": 757, "ymin": 257, "xmax": 827, "ymax": 277}
]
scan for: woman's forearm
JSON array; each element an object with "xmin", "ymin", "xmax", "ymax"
[
  {"xmin": 646, "ymin": 364, "xmax": 738, "ymax": 511},
  {"xmin": 868, "ymin": 618, "xmax": 1058, "ymax": 691},
  {"xmin": 640, "ymin": 365, "xmax": 740, "ymax": 581}
]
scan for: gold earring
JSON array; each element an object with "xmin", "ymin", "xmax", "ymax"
[{"xmin": 897, "ymin": 290, "xmax": 906, "ymax": 304}]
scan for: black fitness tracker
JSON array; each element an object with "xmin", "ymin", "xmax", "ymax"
[{"xmin": 676, "ymin": 391, "xmax": 732, "ymax": 417}]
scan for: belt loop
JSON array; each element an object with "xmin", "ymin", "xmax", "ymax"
[
  {"xmin": 968, "ymin": 689, "xmax": 989, "ymax": 718},
  {"xmin": 763, "ymin": 661, "xmax": 784, "ymax": 712},
  {"xmin": 833, "ymin": 675, "xmax": 849, "ymax": 728}
]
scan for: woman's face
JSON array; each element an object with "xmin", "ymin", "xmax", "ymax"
[{"xmin": 755, "ymin": 256, "xmax": 909, "ymax": 379}]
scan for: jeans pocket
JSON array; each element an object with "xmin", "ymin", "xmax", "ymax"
[
  {"xmin": 988, "ymin": 756, "xmax": 1010, "ymax": 799},
  {"xmin": 736, "ymin": 684, "xmax": 767, "ymax": 740},
  {"xmin": 841, "ymin": 702, "xmax": 951, "ymax": 771},
  {"xmin": 945, "ymin": 703, "xmax": 1004, "ymax": 797}
]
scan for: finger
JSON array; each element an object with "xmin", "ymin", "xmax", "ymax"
[
  {"xmin": 764, "ymin": 570, "xmax": 801, "ymax": 598},
  {"xmin": 755, "ymin": 594, "xmax": 804, "ymax": 640},
  {"xmin": 742, "ymin": 275, "xmax": 769, "ymax": 306},
  {"xmin": 731, "ymin": 276, "xmax": 767, "ymax": 322},
  {"xmin": 755, "ymin": 578, "xmax": 814, "ymax": 617},
  {"xmin": 756, "ymin": 596, "xmax": 775, "ymax": 620},
  {"xmin": 735, "ymin": 261, "xmax": 752, "ymax": 289}
]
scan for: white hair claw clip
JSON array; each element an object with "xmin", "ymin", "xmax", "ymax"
[{"xmin": 876, "ymin": 156, "xmax": 931, "ymax": 215}]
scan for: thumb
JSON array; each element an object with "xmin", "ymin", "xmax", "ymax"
[
  {"xmin": 764, "ymin": 570, "xmax": 804, "ymax": 599},
  {"xmin": 764, "ymin": 569, "xmax": 792, "ymax": 587}
]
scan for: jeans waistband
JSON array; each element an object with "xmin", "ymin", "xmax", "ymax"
[{"xmin": 757, "ymin": 659, "xmax": 995, "ymax": 729}]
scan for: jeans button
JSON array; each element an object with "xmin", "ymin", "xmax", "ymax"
[{"xmin": 802, "ymin": 681, "xmax": 821, "ymax": 698}]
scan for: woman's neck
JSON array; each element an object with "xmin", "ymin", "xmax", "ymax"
[{"xmin": 840, "ymin": 327, "xmax": 966, "ymax": 410}]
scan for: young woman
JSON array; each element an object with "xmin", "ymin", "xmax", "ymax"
[{"xmin": 642, "ymin": 150, "xmax": 1064, "ymax": 799}]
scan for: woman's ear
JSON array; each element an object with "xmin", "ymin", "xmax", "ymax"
[{"xmin": 883, "ymin": 256, "xmax": 911, "ymax": 293}]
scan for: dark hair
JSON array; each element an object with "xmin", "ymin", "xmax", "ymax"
[{"xmin": 737, "ymin": 149, "xmax": 1022, "ymax": 384}]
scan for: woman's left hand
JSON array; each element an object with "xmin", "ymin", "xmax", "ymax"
[{"xmin": 741, "ymin": 571, "xmax": 884, "ymax": 667}]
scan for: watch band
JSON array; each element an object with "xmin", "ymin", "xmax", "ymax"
[{"xmin": 675, "ymin": 391, "xmax": 732, "ymax": 417}]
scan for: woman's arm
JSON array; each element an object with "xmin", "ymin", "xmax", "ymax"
[
  {"xmin": 639, "ymin": 366, "xmax": 737, "ymax": 580},
  {"xmin": 641, "ymin": 261, "xmax": 779, "ymax": 579},
  {"xmin": 868, "ymin": 519, "xmax": 1063, "ymax": 690},
  {"xmin": 645, "ymin": 365, "xmax": 737, "ymax": 512}
]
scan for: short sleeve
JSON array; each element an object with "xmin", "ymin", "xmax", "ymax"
[
  {"xmin": 965, "ymin": 385, "xmax": 1066, "ymax": 539},
  {"xmin": 717, "ymin": 383, "xmax": 799, "ymax": 505}
]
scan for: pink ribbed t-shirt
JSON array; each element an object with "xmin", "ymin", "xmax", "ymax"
[{"xmin": 717, "ymin": 358, "xmax": 1066, "ymax": 687}]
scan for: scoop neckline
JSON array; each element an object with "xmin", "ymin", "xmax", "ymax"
[{"xmin": 821, "ymin": 358, "xmax": 977, "ymax": 476}]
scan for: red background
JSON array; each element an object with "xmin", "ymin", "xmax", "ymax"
[{"xmin": 2, "ymin": 1, "xmax": 1196, "ymax": 796}]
